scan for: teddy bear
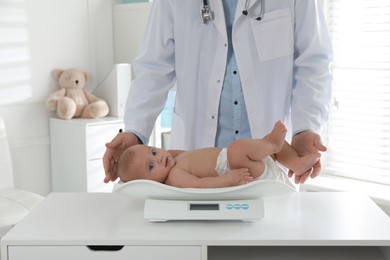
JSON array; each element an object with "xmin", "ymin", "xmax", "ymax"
[{"xmin": 46, "ymin": 68, "xmax": 109, "ymax": 120}]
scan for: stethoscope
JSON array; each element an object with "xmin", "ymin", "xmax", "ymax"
[{"xmin": 200, "ymin": 0, "xmax": 265, "ymax": 24}]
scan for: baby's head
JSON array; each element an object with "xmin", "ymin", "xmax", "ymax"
[
  {"xmin": 117, "ymin": 144, "xmax": 176, "ymax": 183},
  {"xmin": 117, "ymin": 146, "xmax": 140, "ymax": 183}
]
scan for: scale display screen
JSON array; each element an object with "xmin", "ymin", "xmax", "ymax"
[{"xmin": 190, "ymin": 203, "xmax": 219, "ymax": 211}]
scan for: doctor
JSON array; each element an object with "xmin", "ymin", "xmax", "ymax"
[{"xmin": 103, "ymin": 0, "xmax": 333, "ymax": 184}]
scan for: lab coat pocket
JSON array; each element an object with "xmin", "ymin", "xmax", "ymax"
[
  {"xmin": 252, "ymin": 8, "xmax": 293, "ymax": 62},
  {"xmin": 170, "ymin": 111, "xmax": 185, "ymax": 149}
]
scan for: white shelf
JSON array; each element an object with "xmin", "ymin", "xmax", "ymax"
[{"xmin": 50, "ymin": 117, "xmax": 124, "ymax": 192}]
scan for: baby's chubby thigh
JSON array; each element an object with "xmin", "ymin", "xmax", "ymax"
[{"xmin": 226, "ymin": 142, "xmax": 266, "ymax": 179}]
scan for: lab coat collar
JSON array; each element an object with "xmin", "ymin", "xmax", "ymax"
[
  {"xmin": 208, "ymin": 1, "xmax": 226, "ymax": 39},
  {"xmin": 208, "ymin": 0, "xmax": 253, "ymax": 40}
]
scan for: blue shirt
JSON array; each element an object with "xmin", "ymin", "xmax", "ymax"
[{"xmin": 215, "ymin": 0, "xmax": 251, "ymax": 148}]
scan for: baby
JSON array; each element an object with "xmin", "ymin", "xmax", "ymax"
[{"xmin": 116, "ymin": 121, "xmax": 320, "ymax": 188}]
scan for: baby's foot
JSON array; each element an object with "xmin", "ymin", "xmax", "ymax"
[
  {"xmin": 228, "ymin": 168, "xmax": 253, "ymax": 186},
  {"xmin": 291, "ymin": 153, "xmax": 321, "ymax": 175},
  {"xmin": 264, "ymin": 121, "xmax": 287, "ymax": 153}
]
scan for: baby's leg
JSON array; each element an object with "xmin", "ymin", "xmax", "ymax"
[
  {"xmin": 289, "ymin": 153, "xmax": 321, "ymax": 176},
  {"xmin": 227, "ymin": 121, "xmax": 287, "ymax": 178}
]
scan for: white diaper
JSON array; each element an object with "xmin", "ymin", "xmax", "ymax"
[
  {"xmin": 214, "ymin": 150, "xmax": 295, "ymax": 189},
  {"xmin": 259, "ymin": 156, "xmax": 294, "ymax": 189},
  {"xmin": 215, "ymin": 148, "xmax": 230, "ymax": 176}
]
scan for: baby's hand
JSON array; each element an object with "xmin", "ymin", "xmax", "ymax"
[{"xmin": 227, "ymin": 168, "xmax": 253, "ymax": 186}]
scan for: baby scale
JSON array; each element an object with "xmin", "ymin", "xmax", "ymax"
[{"xmin": 114, "ymin": 179, "xmax": 296, "ymax": 222}]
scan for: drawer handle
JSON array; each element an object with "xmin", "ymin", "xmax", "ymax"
[{"xmin": 87, "ymin": 245, "xmax": 124, "ymax": 251}]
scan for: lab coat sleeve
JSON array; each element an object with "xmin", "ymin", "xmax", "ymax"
[
  {"xmin": 124, "ymin": 0, "xmax": 176, "ymax": 141},
  {"xmin": 291, "ymin": 0, "xmax": 333, "ymax": 135}
]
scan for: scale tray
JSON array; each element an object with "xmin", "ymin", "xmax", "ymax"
[{"xmin": 114, "ymin": 179, "xmax": 297, "ymax": 201}]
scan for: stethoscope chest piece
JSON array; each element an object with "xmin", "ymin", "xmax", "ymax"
[{"xmin": 200, "ymin": 0, "xmax": 214, "ymax": 24}]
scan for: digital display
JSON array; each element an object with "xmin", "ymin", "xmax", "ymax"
[{"xmin": 190, "ymin": 203, "xmax": 219, "ymax": 211}]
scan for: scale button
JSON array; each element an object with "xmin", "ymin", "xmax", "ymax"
[
  {"xmin": 233, "ymin": 204, "xmax": 241, "ymax": 209},
  {"xmin": 226, "ymin": 204, "xmax": 234, "ymax": 210},
  {"xmin": 241, "ymin": 204, "xmax": 249, "ymax": 210}
]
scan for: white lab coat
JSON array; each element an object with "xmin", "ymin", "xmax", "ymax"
[{"xmin": 124, "ymin": 0, "xmax": 333, "ymax": 150}]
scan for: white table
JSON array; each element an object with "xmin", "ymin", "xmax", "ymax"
[{"xmin": 2, "ymin": 192, "xmax": 390, "ymax": 260}]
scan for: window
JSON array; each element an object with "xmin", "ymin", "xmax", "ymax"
[
  {"xmin": 0, "ymin": 0, "xmax": 31, "ymax": 105},
  {"xmin": 324, "ymin": 0, "xmax": 390, "ymax": 185}
]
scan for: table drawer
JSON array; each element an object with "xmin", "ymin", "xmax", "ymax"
[{"xmin": 9, "ymin": 245, "xmax": 201, "ymax": 260}]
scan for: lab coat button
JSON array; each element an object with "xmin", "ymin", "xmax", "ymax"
[{"xmin": 211, "ymin": 116, "xmax": 215, "ymax": 119}]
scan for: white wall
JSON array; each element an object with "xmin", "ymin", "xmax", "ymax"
[
  {"xmin": 0, "ymin": 0, "xmax": 114, "ymax": 196},
  {"xmin": 113, "ymin": 3, "xmax": 151, "ymax": 66}
]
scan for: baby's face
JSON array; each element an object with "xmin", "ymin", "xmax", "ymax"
[{"xmin": 131, "ymin": 145, "xmax": 176, "ymax": 182}]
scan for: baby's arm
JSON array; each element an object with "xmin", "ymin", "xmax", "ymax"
[{"xmin": 166, "ymin": 168, "xmax": 252, "ymax": 188}]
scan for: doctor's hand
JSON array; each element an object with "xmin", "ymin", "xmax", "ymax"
[
  {"xmin": 103, "ymin": 132, "xmax": 141, "ymax": 183},
  {"xmin": 288, "ymin": 131, "xmax": 327, "ymax": 184}
]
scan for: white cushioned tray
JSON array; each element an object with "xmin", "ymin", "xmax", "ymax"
[{"xmin": 113, "ymin": 179, "xmax": 297, "ymax": 200}]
